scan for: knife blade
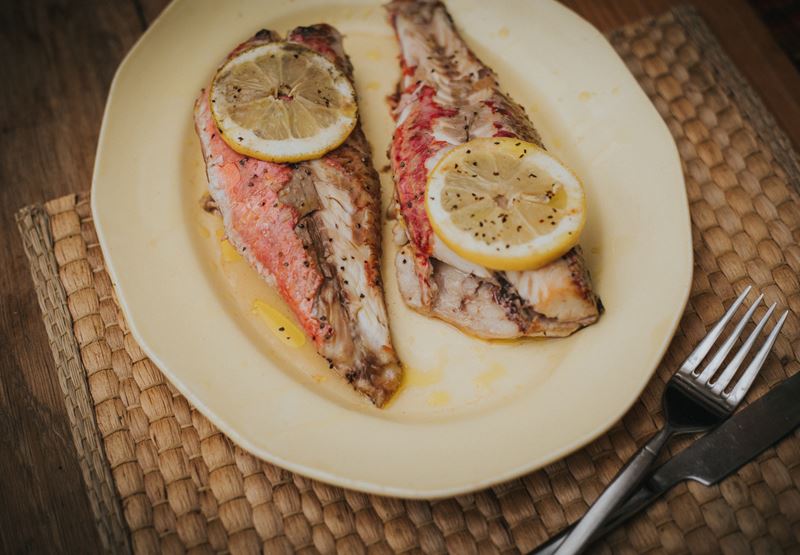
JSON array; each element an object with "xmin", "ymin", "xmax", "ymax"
[{"xmin": 534, "ymin": 371, "xmax": 800, "ymax": 555}]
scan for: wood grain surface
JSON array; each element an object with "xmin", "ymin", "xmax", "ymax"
[{"xmin": 2, "ymin": 0, "xmax": 799, "ymax": 552}]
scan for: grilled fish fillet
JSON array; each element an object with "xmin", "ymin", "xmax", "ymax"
[
  {"xmin": 194, "ymin": 25, "xmax": 401, "ymax": 406},
  {"xmin": 386, "ymin": 0, "xmax": 601, "ymax": 339}
]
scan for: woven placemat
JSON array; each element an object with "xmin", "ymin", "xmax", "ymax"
[{"xmin": 16, "ymin": 6, "xmax": 800, "ymax": 554}]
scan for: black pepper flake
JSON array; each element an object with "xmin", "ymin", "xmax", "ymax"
[
  {"xmin": 278, "ymin": 326, "xmax": 285, "ymax": 332},
  {"xmin": 492, "ymin": 171, "xmax": 499, "ymax": 176},
  {"xmin": 359, "ymin": 294, "xmax": 365, "ymax": 299},
  {"xmin": 406, "ymin": 201, "xmax": 412, "ymax": 208},
  {"xmin": 466, "ymin": 149, "xmax": 471, "ymax": 154}
]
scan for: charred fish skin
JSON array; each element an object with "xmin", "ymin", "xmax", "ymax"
[
  {"xmin": 194, "ymin": 25, "xmax": 401, "ymax": 407},
  {"xmin": 386, "ymin": 0, "xmax": 601, "ymax": 339}
]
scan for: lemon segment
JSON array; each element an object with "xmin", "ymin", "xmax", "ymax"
[
  {"xmin": 209, "ymin": 42, "xmax": 357, "ymax": 163},
  {"xmin": 425, "ymin": 138, "xmax": 585, "ymax": 271}
]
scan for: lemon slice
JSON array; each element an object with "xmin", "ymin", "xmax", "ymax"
[
  {"xmin": 209, "ymin": 42, "xmax": 357, "ymax": 162},
  {"xmin": 426, "ymin": 138, "xmax": 586, "ymax": 271}
]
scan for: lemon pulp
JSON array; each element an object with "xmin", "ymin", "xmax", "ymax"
[
  {"xmin": 425, "ymin": 138, "xmax": 586, "ymax": 271},
  {"xmin": 209, "ymin": 42, "xmax": 357, "ymax": 163}
]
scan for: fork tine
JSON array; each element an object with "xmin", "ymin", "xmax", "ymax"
[
  {"xmin": 695, "ymin": 294, "xmax": 763, "ymax": 384},
  {"xmin": 711, "ymin": 302, "xmax": 775, "ymax": 394},
  {"xmin": 726, "ymin": 310, "xmax": 788, "ymax": 407},
  {"xmin": 679, "ymin": 285, "xmax": 752, "ymax": 375}
]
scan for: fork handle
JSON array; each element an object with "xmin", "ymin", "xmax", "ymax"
[{"xmin": 554, "ymin": 426, "xmax": 672, "ymax": 555}]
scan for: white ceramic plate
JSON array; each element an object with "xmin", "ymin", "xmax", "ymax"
[{"xmin": 92, "ymin": 0, "xmax": 692, "ymax": 498}]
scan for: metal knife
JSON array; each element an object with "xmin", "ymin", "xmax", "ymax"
[{"xmin": 534, "ymin": 370, "xmax": 800, "ymax": 555}]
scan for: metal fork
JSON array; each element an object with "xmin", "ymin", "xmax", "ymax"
[{"xmin": 554, "ymin": 286, "xmax": 788, "ymax": 555}]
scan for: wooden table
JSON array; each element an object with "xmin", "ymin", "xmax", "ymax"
[{"xmin": 2, "ymin": 0, "xmax": 799, "ymax": 552}]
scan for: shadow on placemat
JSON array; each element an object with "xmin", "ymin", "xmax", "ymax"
[{"xmin": 16, "ymin": 6, "xmax": 800, "ymax": 555}]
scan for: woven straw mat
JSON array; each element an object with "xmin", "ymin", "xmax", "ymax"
[{"xmin": 15, "ymin": 6, "xmax": 800, "ymax": 555}]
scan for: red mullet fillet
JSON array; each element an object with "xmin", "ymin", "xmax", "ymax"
[
  {"xmin": 386, "ymin": 0, "xmax": 601, "ymax": 338},
  {"xmin": 194, "ymin": 25, "xmax": 401, "ymax": 406}
]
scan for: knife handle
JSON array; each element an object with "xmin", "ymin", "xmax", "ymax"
[
  {"xmin": 553, "ymin": 427, "xmax": 671, "ymax": 554},
  {"xmin": 532, "ymin": 484, "xmax": 662, "ymax": 555}
]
